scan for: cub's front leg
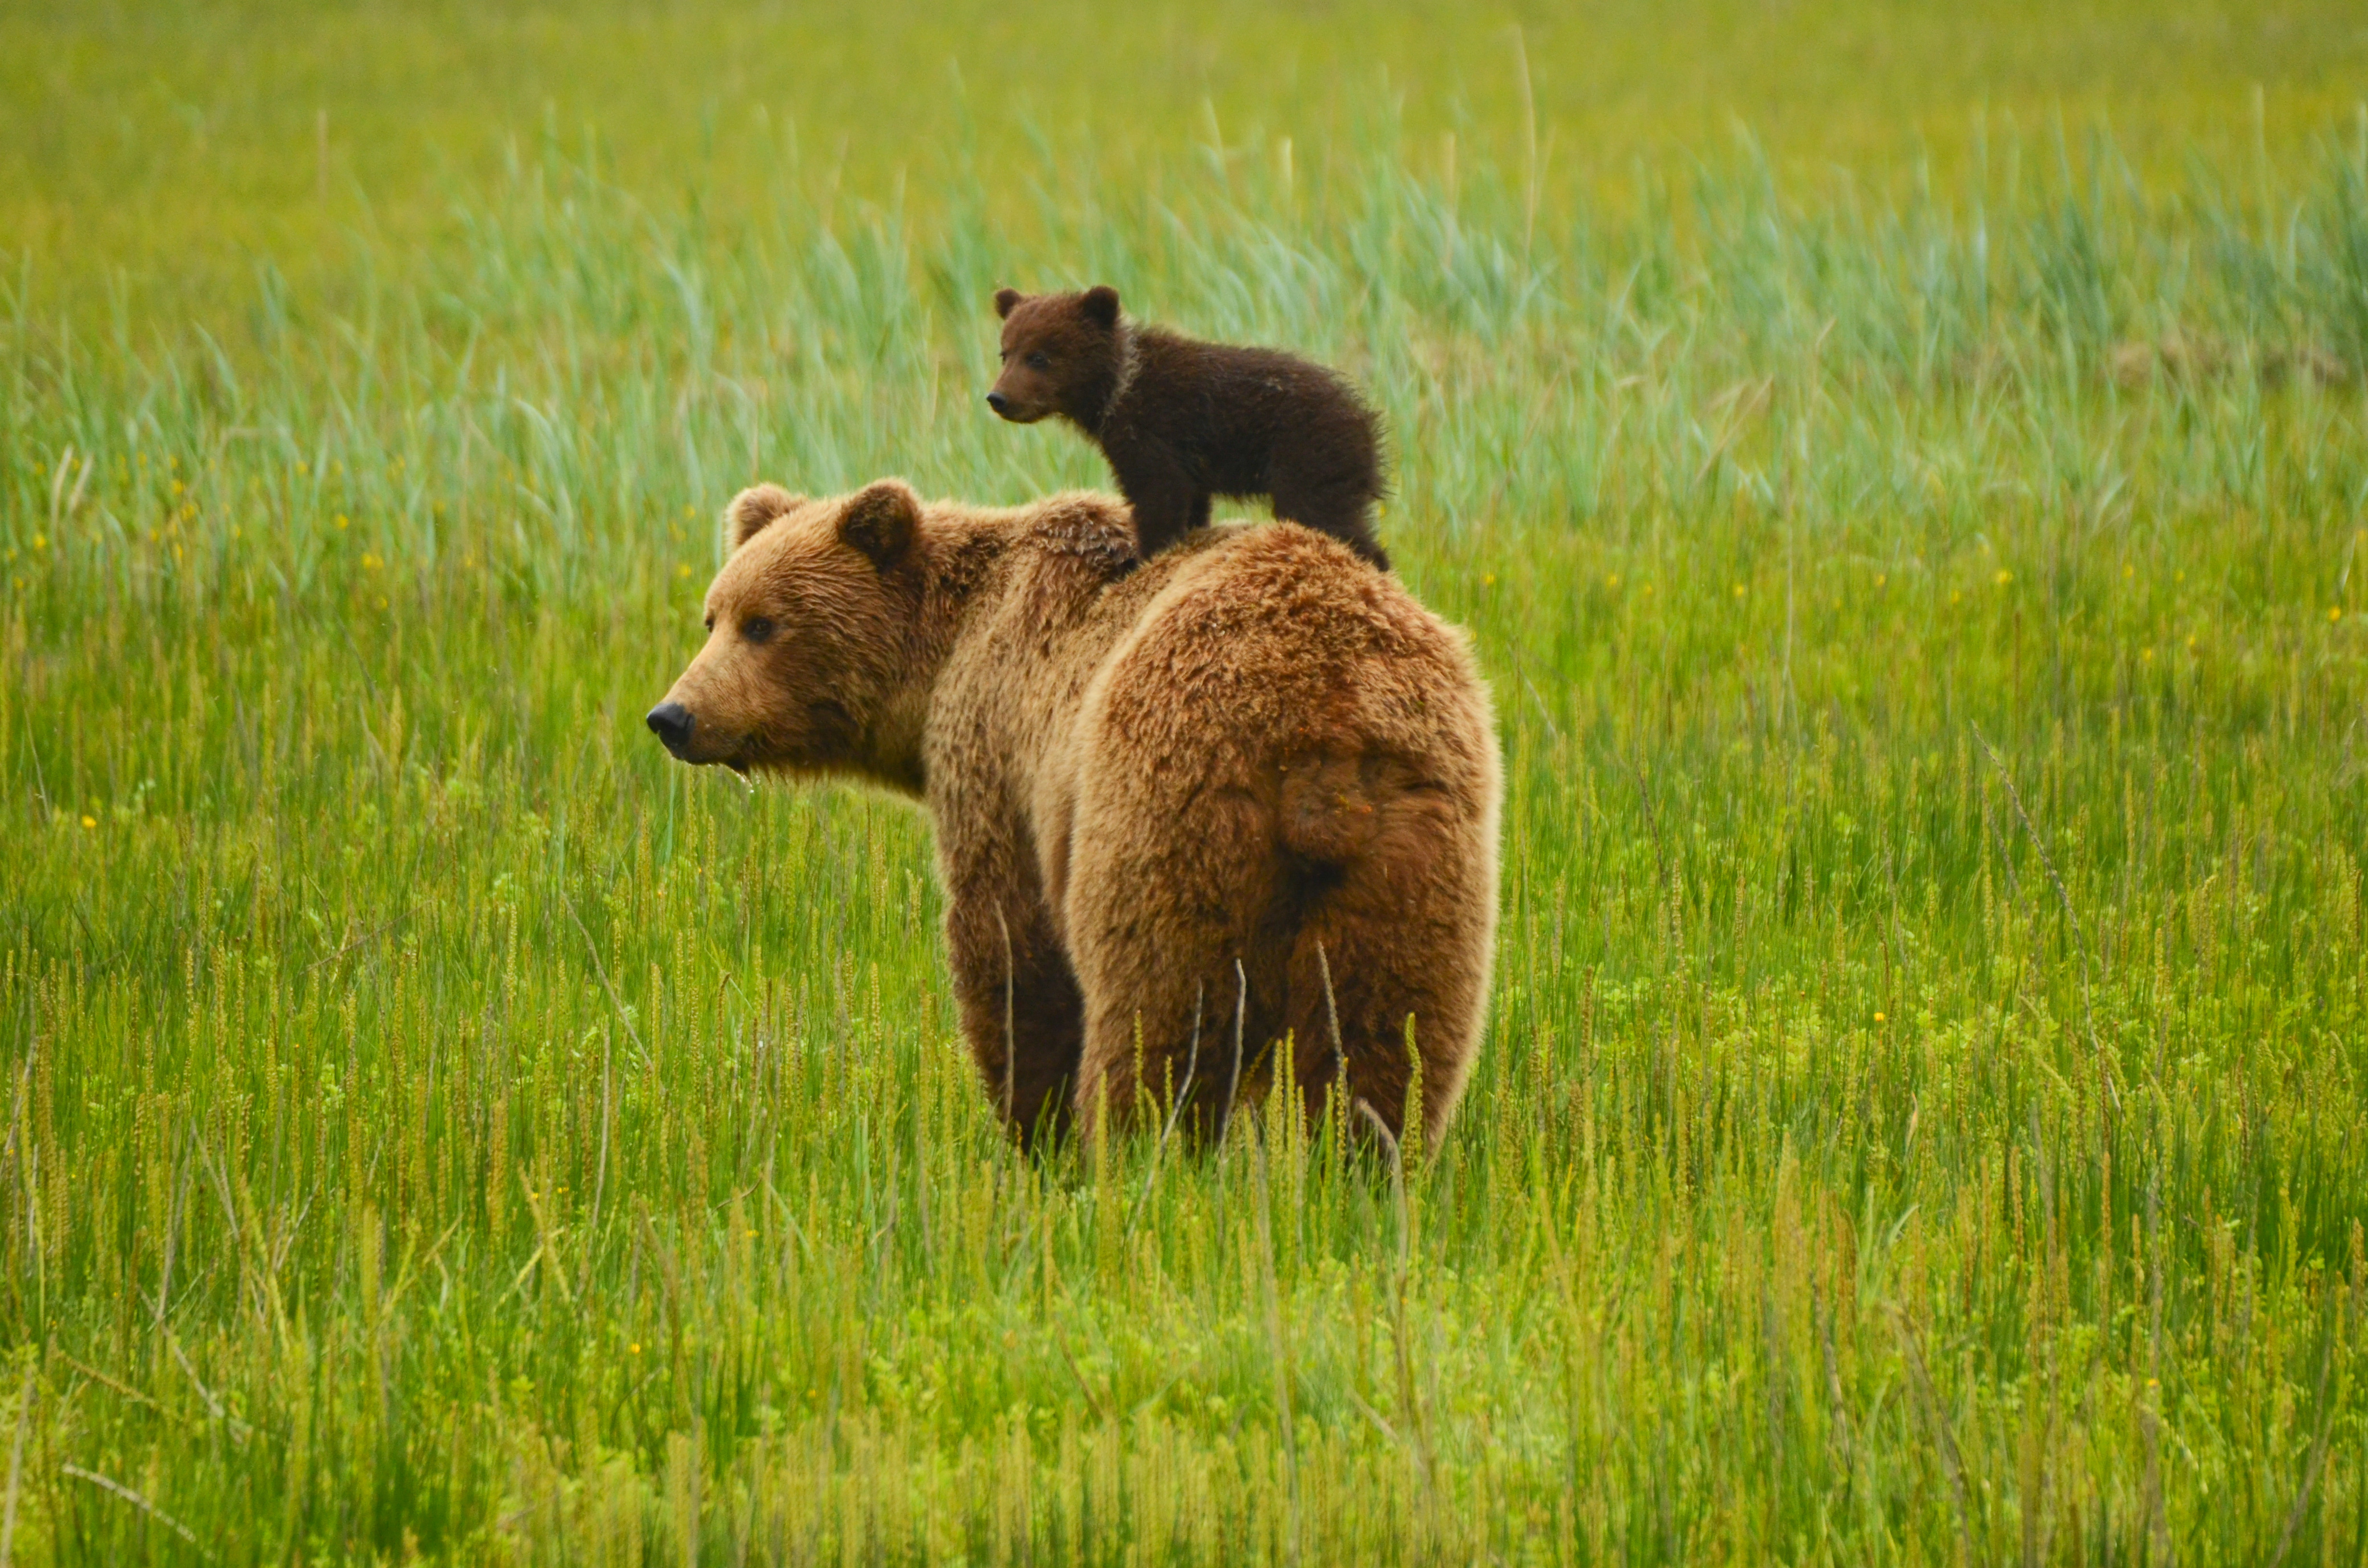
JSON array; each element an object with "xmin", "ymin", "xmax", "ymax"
[{"xmin": 1105, "ymin": 441, "xmax": 1203, "ymax": 561}]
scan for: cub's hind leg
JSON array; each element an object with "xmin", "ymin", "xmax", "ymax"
[{"xmin": 1269, "ymin": 473, "xmax": 1390, "ymax": 569}]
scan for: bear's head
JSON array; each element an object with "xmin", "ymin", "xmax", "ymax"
[
  {"xmin": 646, "ymin": 480, "xmax": 931, "ymax": 792},
  {"xmin": 987, "ymin": 285, "xmax": 1124, "ymax": 426}
]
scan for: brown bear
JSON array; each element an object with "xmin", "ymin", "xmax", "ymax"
[
  {"xmin": 987, "ymin": 286, "xmax": 1393, "ymax": 571},
  {"xmin": 647, "ymin": 480, "xmax": 1498, "ymax": 1150}
]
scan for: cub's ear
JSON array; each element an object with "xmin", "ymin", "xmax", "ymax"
[
  {"xmin": 993, "ymin": 287, "xmax": 1023, "ymax": 319},
  {"xmin": 725, "ymin": 484, "xmax": 805, "ymax": 551},
  {"xmin": 838, "ymin": 479, "xmax": 922, "ymax": 571},
  {"xmin": 1080, "ymin": 285, "xmax": 1121, "ymax": 329}
]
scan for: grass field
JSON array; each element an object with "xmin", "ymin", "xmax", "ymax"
[{"xmin": 7, "ymin": 1, "xmax": 2368, "ymax": 1561}]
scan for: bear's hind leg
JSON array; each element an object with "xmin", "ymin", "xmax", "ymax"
[
  {"xmin": 1065, "ymin": 785, "xmax": 1490, "ymax": 1149},
  {"xmin": 1268, "ymin": 795, "xmax": 1493, "ymax": 1150},
  {"xmin": 1063, "ymin": 797, "xmax": 1293, "ymax": 1145},
  {"xmin": 945, "ymin": 894, "xmax": 1087, "ymax": 1151}
]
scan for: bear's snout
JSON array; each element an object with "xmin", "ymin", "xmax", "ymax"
[
  {"xmin": 645, "ymin": 701, "xmax": 695, "ymax": 757},
  {"xmin": 985, "ymin": 390, "xmax": 1013, "ymax": 417}
]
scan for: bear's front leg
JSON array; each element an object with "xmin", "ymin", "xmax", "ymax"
[{"xmin": 944, "ymin": 892, "xmax": 1086, "ymax": 1150}]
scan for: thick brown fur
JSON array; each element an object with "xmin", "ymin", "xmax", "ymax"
[
  {"xmin": 988, "ymin": 286, "xmax": 1393, "ymax": 571},
  {"xmin": 651, "ymin": 482, "xmax": 1499, "ymax": 1151}
]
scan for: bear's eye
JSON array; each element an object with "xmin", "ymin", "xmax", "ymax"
[
  {"xmin": 703, "ymin": 612, "xmax": 715, "ymax": 632},
  {"xmin": 1025, "ymin": 351, "xmax": 1051, "ymax": 371},
  {"xmin": 740, "ymin": 615, "xmax": 777, "ymax": 646}
]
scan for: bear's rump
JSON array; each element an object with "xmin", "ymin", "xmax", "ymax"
[
  {"xmin": 1272, "ymin": 747, "xmax": 1455, "ymax": 866},
  {"xmin": 1045, "ymin": 528, "xmax": 1498, "ymax": 1144}
]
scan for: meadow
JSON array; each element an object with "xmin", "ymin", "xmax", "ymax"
[{"xmin": 5, "ymin": 0, "xmax": 2368, "ymax": 1560}]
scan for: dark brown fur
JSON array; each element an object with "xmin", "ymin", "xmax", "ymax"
[
  {"xmin": 649, "ymin": 483, "xmax": 1498, "ymax": 1151},
  {"xmin": 988, "ymin": 286, "xmax": 1392, "ymax": 570}
]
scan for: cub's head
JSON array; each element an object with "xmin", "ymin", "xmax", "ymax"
[
  {"xmin": 987, "ymin": 284, "xmax": 1123, "ymax": 425},
  {"xmin": 646, "ymin": 480, "xmax": 929, "ymax": 790}
]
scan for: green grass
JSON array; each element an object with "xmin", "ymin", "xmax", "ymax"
[{"xmin": 6, "ymin": 2, "xmax": 2368, "ymax": 1561}]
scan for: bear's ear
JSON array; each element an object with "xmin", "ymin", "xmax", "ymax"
[
  {"xmin": 1080, "ymin": 285, "xmax": 1121, "ymax": 329},
  {"xmin": 837, "ymin": 479, "xmax": 921, "ymax": 572},
  {"xmin": 725, "ymin": 484, "xmax": 805, "ymax": 551},
  {"xmin": 993, "ymin": 287, "xmax": 1023, "ymax": 320}
]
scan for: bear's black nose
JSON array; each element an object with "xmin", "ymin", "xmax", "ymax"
[
  {"xmin": 985, "ymin": 391, "xmax": 1012, "ymax": 417},
  {"xmin": 645, "ymin": 701, "xmax": 694, "ymax": 756}
]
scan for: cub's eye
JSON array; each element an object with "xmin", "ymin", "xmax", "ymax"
[
  {"xmin": 1025, "ymin": 351, "xmax": 1051, "ymax": 371},
  {"xmin": 703, "ymin": 612, "xmax": 715, "ymax": 631},
  {"xmin": 740, "ymin": 615, "xmax": 777, "ymax": 645}
]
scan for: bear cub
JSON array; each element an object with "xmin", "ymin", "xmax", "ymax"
[{"xmin": 987, "ymin": 285, "xmax": 1391, "ymax": 570}]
